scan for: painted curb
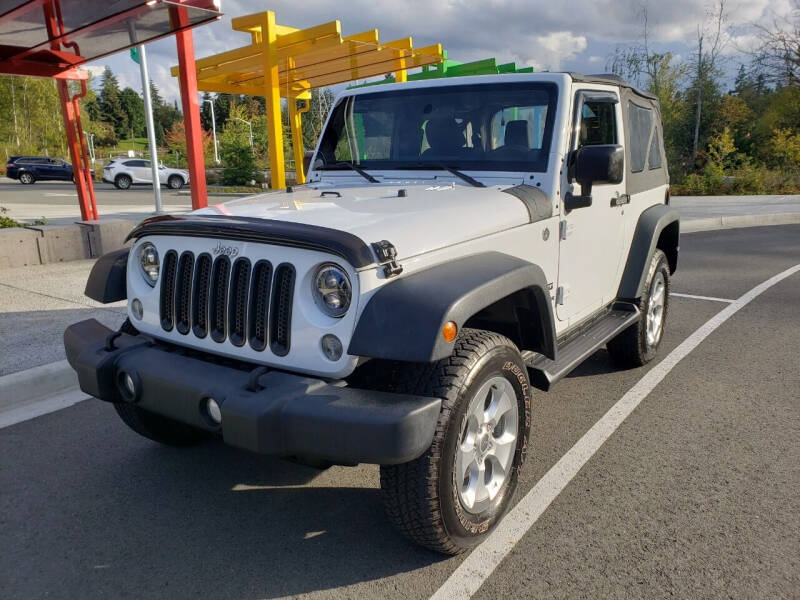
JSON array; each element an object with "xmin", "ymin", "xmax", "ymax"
[
  {"xmin": 0, "ymin": 360, "xmax": 84, "ymax": 427},
  {"xmin": 682, "ymin": 212, "xmax": 800, "ymax": 233}
]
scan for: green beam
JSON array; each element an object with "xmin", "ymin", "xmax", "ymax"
[{"xmin": 348, "ymin": 54, "xmax": 534, "ymax": 89}]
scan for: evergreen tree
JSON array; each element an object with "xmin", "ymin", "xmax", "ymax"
[
  {"xmin": 98, "ymin": 66, "xmax": 127, "ymax": 138},
  {"xmin": 119, "ymin": 87, "xmax": 145, "ymax": 138}
]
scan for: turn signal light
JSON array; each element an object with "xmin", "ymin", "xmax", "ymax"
[{"xmin": 442, "ymin": 321, "xmax": 458, "ymax": 343}]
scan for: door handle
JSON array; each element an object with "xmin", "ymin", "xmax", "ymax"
[{"xmin": 610, "ymin": 193, "xmax": 630, "ymax": 207}]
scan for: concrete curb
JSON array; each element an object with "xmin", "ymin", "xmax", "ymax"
[
  {"xmin": 0, "ymin": 360, "xmax": 86, "ymax": 428},
  {"xmin": 682, "ymin": 212, "xmax": 800, "ymax": 233}
]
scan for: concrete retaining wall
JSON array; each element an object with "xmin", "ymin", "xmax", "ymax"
[{"xmin": 0, "ymin": 219, "xmax": 134, "ymax": 270}]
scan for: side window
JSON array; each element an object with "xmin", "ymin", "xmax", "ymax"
[
  {"xmin": 628, "ymin": 102, "xmax": 654, "ymax": 173},
  {"xmin": 648, "ymin": 128, "xmax": 662, "ymax": 170},
  {"xmin": 578, "ymin": 101, "xmax": 617, "ymax": 147}
]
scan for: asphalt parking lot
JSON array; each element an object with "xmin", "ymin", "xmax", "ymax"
[{"xmin": 1, "ymin": 224, "xmax": 798, "ymax": 599}]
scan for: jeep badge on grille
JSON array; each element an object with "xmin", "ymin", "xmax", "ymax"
[{"xmin": 211, "ymin": 242, "xmax": 240, "ymax": 257}]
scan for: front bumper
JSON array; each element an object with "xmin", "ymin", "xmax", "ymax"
[{"xmin": 64, "ymin": 319, "xmax": 441, "ymax": 465}]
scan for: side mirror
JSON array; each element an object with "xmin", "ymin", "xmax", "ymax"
[
  {"xmin": 565, "ymin": 144, "xmax": 624, "ymax": 211},
  {"xmin": 302, "ymin": 151, "xmax": 315, "ymax": 176}
]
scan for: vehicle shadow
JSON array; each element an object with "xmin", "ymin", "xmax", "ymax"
[{"xmin": 1, "ymin": 404, "xmax": 447, "ymax": 600}]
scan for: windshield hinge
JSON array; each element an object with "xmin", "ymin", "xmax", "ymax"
[{"xmin": 371, "ymin": 240, "xmax": 403, "ymax": 278}]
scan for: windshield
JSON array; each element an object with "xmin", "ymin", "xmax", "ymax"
[{"xmin": 317, "ymin": 82, "xmax": 557, "ymax": 173}]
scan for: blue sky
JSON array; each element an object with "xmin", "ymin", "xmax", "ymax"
[{"xmin": 85, "ymin": 0, "xmax": 793, "ymax": 103}]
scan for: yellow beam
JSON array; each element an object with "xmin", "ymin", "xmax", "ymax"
[
  {"xmin": 235, "ymin": 44, "xmax": 443, "ymax": 90},
  {"xmin": 289, "ymin": 96, "xmax": 311, "ymax": 184},
  {"xmin": 262, "ymin": 11, "xmax": 285, "ymax": 189},
  {"xmin": 191, "ymin": 31, "xmax": 380, "ymax": 83},
  {"xmin": 230, "ymin": 44, "xmax": 414, "ymax": 86}
]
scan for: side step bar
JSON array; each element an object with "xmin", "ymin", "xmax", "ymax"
[{"xmin": 523, "ymin": 304, "xmax": 640, "ymax": 391}]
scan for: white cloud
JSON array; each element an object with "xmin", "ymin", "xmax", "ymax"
[{"xmin": 85, "ymin": 0, "xmax": 797, "ymax": 104}]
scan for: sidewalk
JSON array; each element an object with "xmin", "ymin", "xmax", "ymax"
[{"xmin": 0, "ymin": 260, "xmax": 125, "ymax": 376}]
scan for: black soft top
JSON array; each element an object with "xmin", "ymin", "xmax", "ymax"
[{"xmin": 567, "ymin": 73, "xmax": 658, "ymax": 101}]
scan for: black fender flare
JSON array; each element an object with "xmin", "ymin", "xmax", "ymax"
[
  {"xmin": 85, "ymin": 248, "xmax": 129, "ymax": 303},
  {"xmin": 348, "ymin": 252, "xmax": 556, "ymax": 363},
  {"xmin": 617, "ymin": 204, "xmax": 680, "ymax": 300}
]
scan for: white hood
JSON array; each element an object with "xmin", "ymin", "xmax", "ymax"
[{"xmin": 194, "ymin": 184, "xmax": 531, "ymax": 261}]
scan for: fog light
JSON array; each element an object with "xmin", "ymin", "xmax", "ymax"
[
  {"xmin": 320, "ymin": 334, "xmax": 343, "ymax": 361},
  {"xmin": 204, "ymin": 397, "xmax": 222, "ymax": 425},
  {"xmin": 117, "ymin": 370, "xmax": 137, "ymax": 401},
  {"xmin": 131, "ymin": 298, "xmax": 143, "ymax": 320}
]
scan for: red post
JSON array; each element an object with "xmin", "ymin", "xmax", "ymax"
[
  {"xmin": 57, "ymin": 79, "xmax": 97, "ymax": 221},
  {"xmin": 172, "ymin": 5, "xmax": 207, "ymax": 210}
]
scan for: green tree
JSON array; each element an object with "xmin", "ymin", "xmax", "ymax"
[
  {"xmin": 119, "ymin": 87, "xmax": 145, "ymax": 138},
  {"xmin": 98, "ymin": 66, "xmax": 127, "ymax": 138},
  {"xmin": 219, "ymin": 105, "xmax": 257, "ymax": 185}
]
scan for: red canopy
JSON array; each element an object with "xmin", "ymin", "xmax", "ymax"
[{"xmin": 0, "ymin": 0, "xmax": 220, "ymax": 79}]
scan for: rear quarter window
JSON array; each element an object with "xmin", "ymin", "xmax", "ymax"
[{"xmin": 628, "ymin": 102, "xmax": 654, "ymax": 173}]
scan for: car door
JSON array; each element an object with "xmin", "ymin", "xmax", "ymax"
[
  {"xmin": 556, "ymin": 89, "xmax": 627, "ymax": 325},
  {"xmin": 31, "ymin": 158, "xmax": 51, "ymax": 179},
  {"xmin": 125, "ymin": 160, "xmax": 148, "ymax": 183}
]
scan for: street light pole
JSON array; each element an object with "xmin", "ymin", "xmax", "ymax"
[
  {"xmin": 204, "ymin": 98, "xmax": 220, "ymax": 164},
  {"xmin": 137, "ymin": 43, "xmax": 163, "ymax": 214},
  {"xmin": 233, "ymin": 117, "xmax": 254, "ymax": 153}
]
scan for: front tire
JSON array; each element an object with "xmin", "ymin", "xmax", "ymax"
[
  {"xmin": 607, "ymin": 249, "xmax": 670, "ymax": 367},
  {"xmin": 167, "ymin": 175, "xmax": 184, "ymax": 189},
  {"xmin": 19, "ymin": 172, "xmax": 35, "ymax": 184},
  {"xmin": 380, "ymin": 329, "xmax": 531, "ymax": 554},
  {"xmin": 114, "ymin": 174, "xmax": 132, "ymax": 190}
]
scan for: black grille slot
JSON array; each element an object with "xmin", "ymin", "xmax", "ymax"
[
  {"xmin": 209, "ymin": 256, "xmax": 231, "ymax": 343},
  {"xmin": 269, "ymin": 263, "xmax": 295, "ymax": 356},
  {"xmin": 248, "ymin": 260, "xmax": 273, "ymax": 351},
  {"xmin": 191, "ymin": 253, "xmax": 212, "ymax": 338},
  {"xmin": 228, "ymin": 258, "xmax": 251, "ymax": 347},
  {"xmin": 175, "ymin": 252, "xmax": 195, "ymax": 335},
  {"xmin": 159, "ymin": 250, "xmax": 178, "ymax": 331}
]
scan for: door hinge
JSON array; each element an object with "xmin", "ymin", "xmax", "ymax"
[
  {"xmin": 556, "ymin": 285, "xmax": 570, "ymax": 305},
  {"xmin": 559, "ymin": 220, "xmax": 575, "ymax": 240}
]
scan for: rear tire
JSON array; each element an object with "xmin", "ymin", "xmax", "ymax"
[
  {"xmin": 167, "ymin": 175, "xmax": 184, "ymax": 189},
  {"xmin": 19, "ymin": 172, "xmax": 35, "ymax": 184},
  {"xmin": 379, "ymin": 329, "xmax": 531, "ymax": 554},
  {"xmin": 607, "ymin": 249, "xmax": 670, "ymax": 367},
  {"xmin": 113, "ymin": 403, "xmax": 209, "ymax": 446},
  {"xmin": 114, "ymin": 174, "xmax": 132, "ymax": 190}
]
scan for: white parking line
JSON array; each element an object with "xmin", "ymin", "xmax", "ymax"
[
  {"xmin": 430, "ymin": 263, "xmax": 800, "ymax": 600},
  {"xmin": 672, "ymin": 292, "xmax": 735, "ymax": 303}
]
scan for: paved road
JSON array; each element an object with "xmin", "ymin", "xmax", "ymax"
[
  {"xmin": 2, "ymin": 177, "xmax": 799, "ymax": 224},
  {"xmin": 1, "ymin": 225, "xmax": 799, "ymax": 599},
  {"xmin": 0, "ymin": 178, "xmax": 189, "ymax": 206}
]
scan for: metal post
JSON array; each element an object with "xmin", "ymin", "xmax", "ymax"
[
  {"xmin": 137, "ymin": 43, "xmax": 163, "ymax": 213},
  {"xmin": 172, "ymin": 5, "xmax": 208, "ymax": 209},
  {"xmin": 204, "ymin": 98, "xmax": 219, "ymax": 164},
  {"xmin": 233, "ymin": 117, "xmax": 253, "ymax": 152}
]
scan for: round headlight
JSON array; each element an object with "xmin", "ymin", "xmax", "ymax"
[
  {"xmin": 312, "ymin": 263, "xmax": 351, "ymax": 318},
  {"xmin": 138, "ymin": 242, "xmax": 159, "ymax": 286}
]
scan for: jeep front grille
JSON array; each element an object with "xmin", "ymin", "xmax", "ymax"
[{"xmin": 159, "ymin": 251, "xmax": 294, "ymax": 354}]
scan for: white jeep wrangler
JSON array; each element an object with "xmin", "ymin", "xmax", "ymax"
[{"xmin": 65, "ymin": 72, "xmax": 678, "ymax": 554}]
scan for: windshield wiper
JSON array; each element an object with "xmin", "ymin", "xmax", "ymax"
[
  {"xmin": 323, "ymin": 161, "xmax": 380, "ymax": 184},
  {"xmin": 433, "ymin": 164, "xmax": 485, "ymax": 188},
  {"xmin": 395, "ymin": 163, "xmax": 485, "ymax": 188}
]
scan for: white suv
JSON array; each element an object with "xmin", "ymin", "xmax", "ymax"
[
  {"xmin": 102, "ymin": 158, "xmax": 189, "ymax": 190},
  {"xmin": 66, "ymin": 72, "xmax": 678, "ymax": 555}
]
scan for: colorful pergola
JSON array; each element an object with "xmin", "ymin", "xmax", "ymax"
[
  {"xmin": 172, "ymin": 10, "xmax": 444, "ymax": 188},
  {"xmin": 0, "ymin": 0, "xmax": 221, "ymax": 219},
  {"xmin": 350, "ymin": 56, "xmax": 534, "ymax": 88}
]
